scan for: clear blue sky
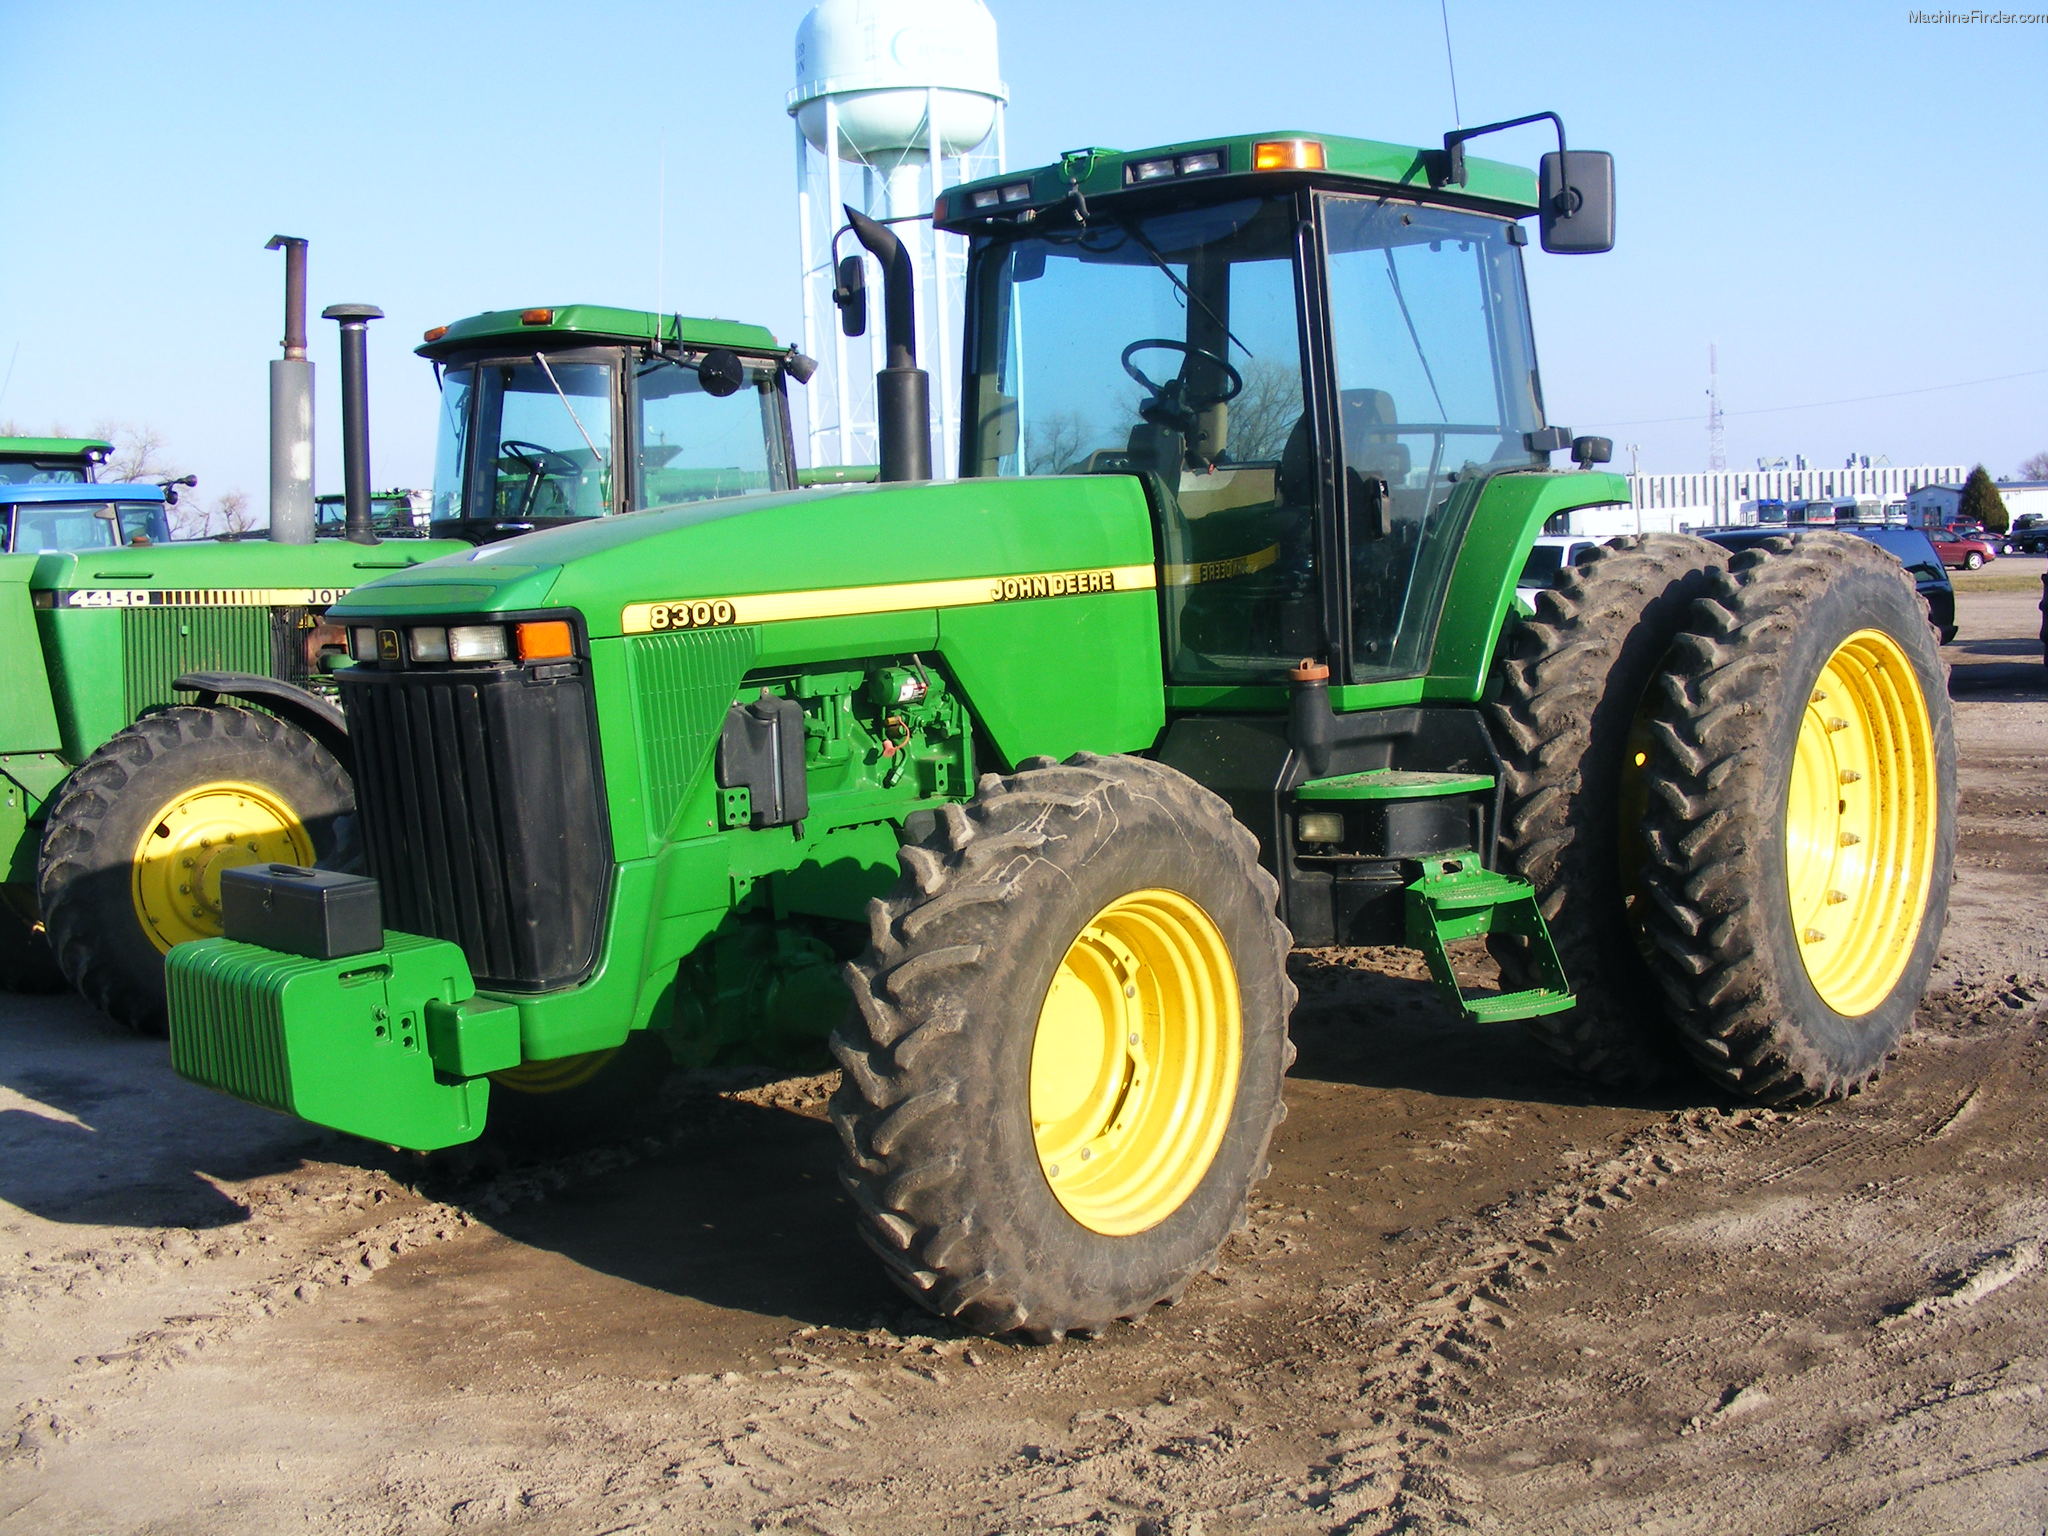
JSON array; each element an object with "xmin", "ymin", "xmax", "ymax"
[{"xmin": 3, "ymin": 0, "xmax": 2043, "ymax": 513}]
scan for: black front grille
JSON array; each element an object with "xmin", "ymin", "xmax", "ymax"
[{"xmin": 338, "ymin": 663, "xmax": 610, "ymax": 991}]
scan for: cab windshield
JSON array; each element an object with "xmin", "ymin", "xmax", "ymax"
[
  {"xmin": 0, "ymin": 460, "xmax": 91, "ymax": 485},
  {"xmin": 962, "ymin": 189, "xmax": 1546, "ymax": 684},
  {"xmin": 3, "ymin": 499, "xmax": 167, "ymax": 553},
  {"xmin": 431, "ymin": 347, "xmax": 784, "ymax": 532}
]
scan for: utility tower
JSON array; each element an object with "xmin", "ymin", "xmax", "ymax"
[{"xmin": 1706, "ymin": 343, "xmax": 1727, "ymax": 472}]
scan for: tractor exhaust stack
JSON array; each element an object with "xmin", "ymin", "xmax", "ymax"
[
  {"xmin": 265, "ymin": 236, "xmax": 316, "ymax": 544},
  {"xmin": 321, "ymin": 304, "xmax": 383, "ymax": 545},
  {"xmin": 845, "ymin": 207, "xmax": 931, "ymax": 483}
]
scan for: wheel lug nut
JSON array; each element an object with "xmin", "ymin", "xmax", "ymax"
[
  {"xmin": 1840, "ymin": 831, "xmax": 1861, "ymax": 846},
  {"xmin": 1826, "ymin": 889, "xmax": 1848, "ymax": 905},
  {"xmin": 1079, "ymin": 1148, "xmax": 1092, "ymax": 1161},
  {"xmin": 1827, "ymin": 717, "xmax": 1849, "ymax": 733},
  {"xmin": 1840, "ymin": 769, "xmax": 1862, "ymax": 784},
  {"xmin": 1803, "ymin": 928, "xmax": 1827, "ymax": 943}
]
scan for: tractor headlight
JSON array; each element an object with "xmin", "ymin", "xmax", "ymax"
[
  {"xmin": 349, "ymin": 626, "xmax": 380, "ymax": 662},
  {"xmin": 1297, "ymin": 811, "xmax": 1345, "ymax": 845},
  {"xmin": 447, "ymin": 624, "xmax": 509, "ymax": 662},
  {"xmin": 408, "ymin": 626, "xmax": 451, "ymax": 663}
]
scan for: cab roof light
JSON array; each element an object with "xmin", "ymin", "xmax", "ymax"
[
  {"xmin": 1253, "ymin": 139, "xmax": 1326, "ymax": 172},
  {"xmin": 515, "ymin": 619, "xmax": 576, "ymax": 661},
  {"xmin": 519, "ymin": 308, "xmax": 555, "ymax": 326},
  {"xmin": 967, "ymin": 179, "xmax": 1034, "ymax": 211},
  {"xmin": 1121, "ymin": 148, "xmax": 1229, "ymax": 186},
  {"xmin": 422, "ymin": 325, "xmax": 449, "ymax": 343}
]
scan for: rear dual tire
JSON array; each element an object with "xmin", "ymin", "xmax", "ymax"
[
  {"xmin": 1640, "ymin": 533, "xmax": 1955, "ymax": 1103},
  {"xmin": 1489, "ymin": 533, "xmax": 1732, "ymax": 1087}
]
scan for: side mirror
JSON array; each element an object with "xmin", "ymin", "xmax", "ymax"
[
  {"xmin": 696, "ymin": 348, "xmax": 745, "ymax": 398},
  {"xmin": 1538, "ymin": 150, "xmax": 1615, "ymax": 254},
  {"xmin": 834, "ymin": 254, "xmax": 868, "ymax": 338},
  {"xmin": 1571, "ymin": 435, "xmax": 1614, "ymax": 469}
]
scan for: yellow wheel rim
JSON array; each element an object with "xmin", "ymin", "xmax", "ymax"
[
  {"xmin": 1784, "ymin": 629, "xmax": 1939, "ymax": 1017},
  {"xmin": 1029, "ymin": 889, "xmax": 1241, "ymax": 1237},
  {"xmin": 491, "ymin": 1050, "xmax": 615, "ymax": 1095},
  {"xmin": 130, "ymin": 780, "xmax": 317, "ymax": 953}
]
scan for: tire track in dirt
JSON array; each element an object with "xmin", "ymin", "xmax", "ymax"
[{"xmin": 1239, "ymin": 1104, "xmax": 1780, "ymax": 1533}]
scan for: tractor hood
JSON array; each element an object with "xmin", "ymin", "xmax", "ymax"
[
  {"xmin": 326, "ymin": 478, "xmax": 1160, "ymax": 637},
  {"xmin": 26, "ymin": 536, "xmax": 472, "ymax": 596}
]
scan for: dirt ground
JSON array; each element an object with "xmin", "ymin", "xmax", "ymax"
[{"xmin": 4, "ymin": 573, "xmax": 2045, "ymax": 1536}]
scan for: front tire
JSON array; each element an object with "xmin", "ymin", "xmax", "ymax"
[
  {"xmin": 37, "ymin": 706, "xmax": 354, "ymax": 1034},
  {"xmin": 483, "ymin": 1034, "xmax": 673, "ymax": 1154},
  {"xmin": 1640, "ymin": 533, "xmax": 1956, "ymax": 1103},
  {"xmin": 832, "ymin": 753, "xmax": 1295, "ymax": 1340},
  {"xmin": 1963, "ymin": 550, "xmax": 1985, "ymax": 571}
]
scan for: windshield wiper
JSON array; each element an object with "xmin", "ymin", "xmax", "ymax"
[
  {"xmin": 532, "ymin": 353, "xmax": 610, "ymax": 472},
  {"xmin": 1380, "ymin": 251, "xmax": 1448, "ymax": 420},
  {"xmin": 1123, "ymin": 223, "xmax": 1254, "ymax": 361}
]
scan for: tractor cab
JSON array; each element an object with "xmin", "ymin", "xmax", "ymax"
[
  {"xmin": 418, "ymin": 306, "xmax": 805, "ymax": 544},
  {"xmin": 943, "ymin": 132, "xmax": 1606, "ymax": 690},
  {"xmin": 0, "ymin": 437, "xmax": 112, "ymax": 486},
  {"xmin": 1, "ymin": 482, "xmax": 172, "ymax": 554}
]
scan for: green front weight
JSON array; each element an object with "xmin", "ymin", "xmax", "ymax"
[{"xmin": 166, "ymin": 931, "xmax": 522, "ymax": 1150}]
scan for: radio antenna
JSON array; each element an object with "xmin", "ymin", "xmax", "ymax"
[{"xmin": 1439, "ymin": 0, "xmax": 1463, "ymax": 128}]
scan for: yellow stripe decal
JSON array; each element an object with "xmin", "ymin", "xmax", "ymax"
[
  {"xmin": 1162, "ymin": 543, "xmax": 1280, "ymax": 587},
  {"xmin": 46, "ymin": 586, "xmax": 354, "ymax": 610},
  {"xmin": 622, "ymin": 563, "xmax": 1157, "ymax": 635}
]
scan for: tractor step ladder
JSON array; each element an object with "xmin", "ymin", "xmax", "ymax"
[{"xmin": 1402, "ymin": 852, "xmax": 1575, "ymax": 1024}]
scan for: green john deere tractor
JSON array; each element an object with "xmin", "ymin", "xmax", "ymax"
[
  {"xmin": 167, "ymin": 121, "xmax": 1955, "ymax": 1339},
  {"xmin": 4, "ymin": 305, "xmax": 808, "ymax": 1029}
]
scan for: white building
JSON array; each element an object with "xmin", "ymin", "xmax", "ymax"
[{"xmin": 1627, "ymin": 465, "xmax": 1966, "ymax": 526}]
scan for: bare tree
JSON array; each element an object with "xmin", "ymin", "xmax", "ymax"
[
  {"xmin": 2020, "ymin": 450, "xmax": 2048, "ymax": 481},
  {"xmin": 1024, "ymin": 410, "xmax": 1091, "ymax": 475},
  {"xmin": 1220, "ymin": 359, "xmax": 1304, "ymax": 462},
  {"xmin": 92, "ymin": 422, "xmax": 176, "ymax": 484}
]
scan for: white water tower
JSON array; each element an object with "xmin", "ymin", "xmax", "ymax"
[{"xmin": 790, "ymin": 0, "xmax": 1006, "ymax": 475}]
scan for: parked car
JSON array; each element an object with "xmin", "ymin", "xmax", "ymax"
[
  {"xmin": 1514, "ymin": 534, "xmax": 1601, "ymax": 608},
  {"xmin": 2001, "ymin": 514, "xmax": 2048, "ymax": 556},
  {"xmin": 1702, "ymin": 524, "xmax": 1957, "ymax": 644},
  {"xmin": 1928, "ymin": 528, "xmax": 1995, "ymax": 570}
]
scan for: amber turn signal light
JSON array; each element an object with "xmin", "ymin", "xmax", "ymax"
[
  {"xmin": 1253, "ymin": 140, "xmax": 1326, "ymax": 171},
  {"xmin": 515, "ymin": 620, "xmax": 575, "ymax": 661}
]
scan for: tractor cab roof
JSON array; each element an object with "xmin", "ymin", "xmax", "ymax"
[
  {"xmin": 936, "ymin": 130, "xmax": 1540, "ymax": 235},
  {"xmin": 0, "ymin": 481, "xmax": 164, "ymax": 506},
  {"xmin": 0, "ymin": 436, "xmax": 114, "ymax": 460},
  {"xmin": 417, "ymin": 304, "xmax": 783, "ymax": 360}
]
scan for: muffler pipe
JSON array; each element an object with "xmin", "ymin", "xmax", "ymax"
[
  {"xmin": 845, "ymin": 206, "xmax": 930, "ymax": 484},
  {"xmin": 321, "ymin": 303, "xmax": 383, "ymax": 545},
  {"xmin": 265, "ymin": 236, "xmax": 315, "ymax": 544}
]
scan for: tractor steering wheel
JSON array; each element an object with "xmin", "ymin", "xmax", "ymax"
[
  {"xmin": 1119, "ymin": 339, "xmax": 1244, "ymax": 413},
  {"xmin": 497, "ymin": 439, "xmax": 581, "ymax": 478}
]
